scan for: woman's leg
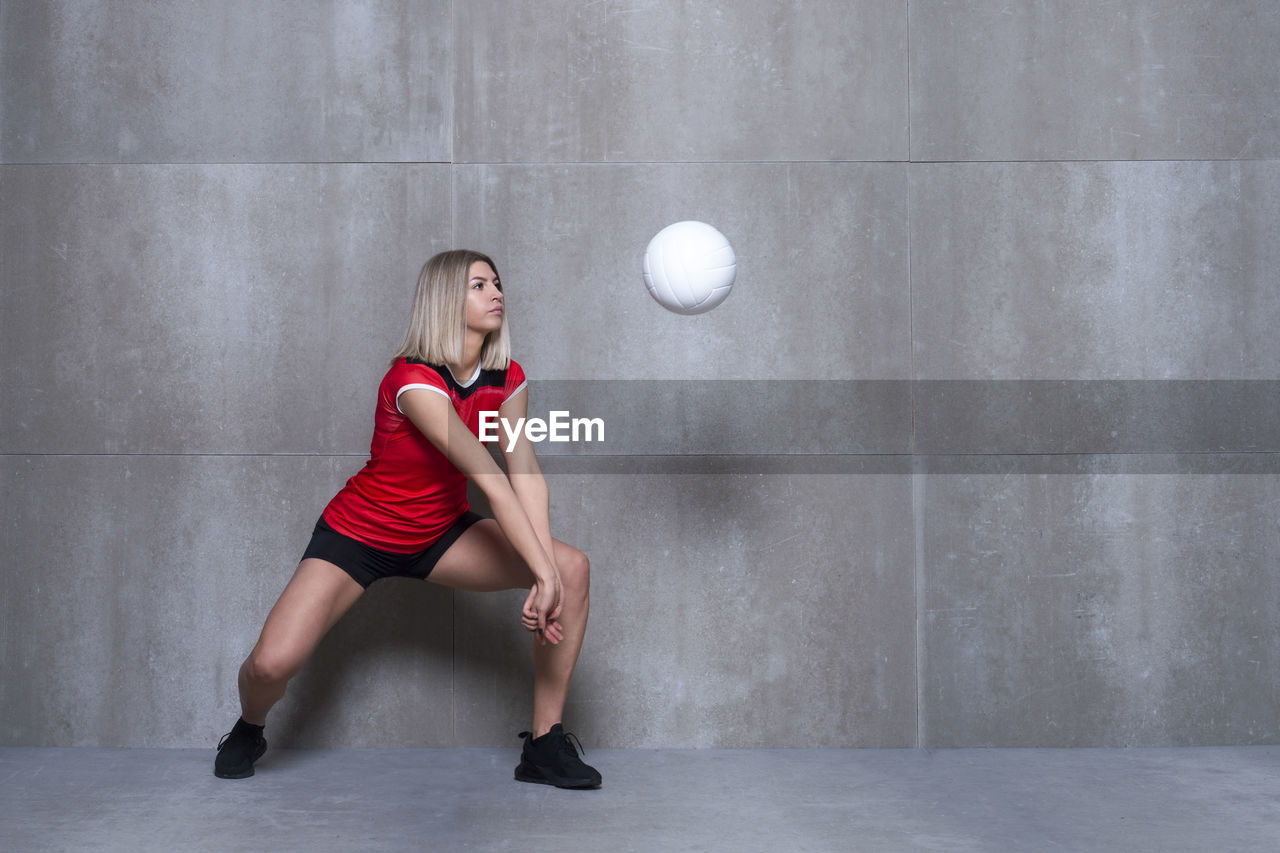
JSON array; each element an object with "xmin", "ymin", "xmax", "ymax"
[
  {"xmin": 531, "ymin": 541, "xmax": 590, "ymax": 736},
  {"xmin": 238, "ymin": 557, "xmax": 366, "ymax": 724},
  {"xmin": 428, "ymin": 520, "xmax": 591, "ymax": 737}
]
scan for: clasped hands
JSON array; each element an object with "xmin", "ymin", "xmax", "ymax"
[{"xmin": 522, "ymin": 573, "xmax": 564, "ymax": 645}]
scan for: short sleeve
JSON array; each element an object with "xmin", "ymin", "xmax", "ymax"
[
  {"xmin": 504, "ymin": 359, "xmax": 528, "ymax": 402},
  {"xmin": 390, "ymin": 360, "xmax": 451, "ymax": 414}
]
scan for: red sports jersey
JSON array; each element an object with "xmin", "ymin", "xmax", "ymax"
[{"xmin": 322, "ymin": 357, "xmax": 527, "ymax": 552}]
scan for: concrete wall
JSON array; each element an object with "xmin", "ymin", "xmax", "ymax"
[{"xmin": 2, "ymin": 1, "xmax": 1277, "ymax": 749}]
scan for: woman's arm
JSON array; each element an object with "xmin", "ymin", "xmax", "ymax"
[
  {"xmin": 398, "ymin": 387, "xmax": 563, "ymax": 641},
  {"xmin": 497, "ymin": 387, "xmax": 558, "ymax": 576}
]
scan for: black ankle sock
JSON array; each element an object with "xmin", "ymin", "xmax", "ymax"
[{"xmin": 234, "ymin": 718, "xmax": 264, "ymax": 736}]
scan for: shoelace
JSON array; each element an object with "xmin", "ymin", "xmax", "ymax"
[
  {"xmin": 519, "ymin": 728, "xmax": 589, "ymax": 760},
  {"xmin": 558, "ymin": 730, "xmax": 587, "ymax": 759},
  {"xmin": 217, "ymin": 728, "xmax": 262, "ymax": 752}
]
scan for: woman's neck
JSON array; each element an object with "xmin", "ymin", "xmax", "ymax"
[{"xmin": 448, "ymin": 333, "xmax": 485, "ymax": 378}]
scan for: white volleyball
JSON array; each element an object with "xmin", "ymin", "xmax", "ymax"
[{"xmin": 642, "ymin": 221, "xmax": 736, "ymax": 315}]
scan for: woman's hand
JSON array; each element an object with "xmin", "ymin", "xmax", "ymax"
[{"xmin": 522, "ymin": 574, "xmax": 564, "ymax": 645}]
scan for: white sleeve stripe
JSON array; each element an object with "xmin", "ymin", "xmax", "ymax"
[
  {"xmin": 396, "ymin": 383, "xmax": 450, "ymax": 413},
  {"xmin": 506, "ymin": 379, "xmax": 528, "ymax": 400}
]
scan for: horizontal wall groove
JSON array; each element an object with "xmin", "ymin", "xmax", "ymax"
[
  {"xmin": 5, "ymin": 159, "xmax": 1277, "ymax": 168},
  {"xmin": 6, "ymin": 452, "xmax": 1279, "ymax": 477}
]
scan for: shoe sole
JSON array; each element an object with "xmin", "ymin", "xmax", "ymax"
[
  {"xmin": 514, "ymin": 766, "xmax": 601, "ymax": 789},
  {"xmin": 214, "ymin": 766, "xmax": 255, "ymax": 780}
]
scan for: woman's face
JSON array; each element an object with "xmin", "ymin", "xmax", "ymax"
[{"xmin": 464, "ymin": 260, "xmax": 504, "ymax": 335}]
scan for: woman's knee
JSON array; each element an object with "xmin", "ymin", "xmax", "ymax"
[
  {"xmin": 241, "ymin": 646, "xmax": 301, "ymax": 688},
  {"xmin": 559, "ymin": 545, "xmax": 590, "ymax": 599}
]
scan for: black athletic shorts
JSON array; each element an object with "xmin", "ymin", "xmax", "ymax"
[{"xmin": 301, "ymin": 512, "xmax": 485, "ymax": 588}]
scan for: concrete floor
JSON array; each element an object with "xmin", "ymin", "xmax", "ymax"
[{"xmin": 1, "ymin": 747, "xmax": 1277, "ymax": 852}]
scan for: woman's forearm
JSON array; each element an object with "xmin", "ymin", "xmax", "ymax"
[
  {"xmin": 509, "ymin": 472, "xmax": 556, "ymax": 571},
  {"xmin": 476, "ymin": 472, "xmax": 558, "ymax": 583}
]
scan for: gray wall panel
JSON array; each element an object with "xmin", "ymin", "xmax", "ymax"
[
  {"xmin": 454, "ymin": 0, "xmax": 907, "ymax": 163},
  {"xmin": 910, "ymin": 0, "xmax": 1280, "ymax": 161},
  {"xmin": 0, "ymin": 454, "xmax": 462, "ymax": 748},
  {"xmin": 0, "ymin": 457, "xmax": 917, "ymax": 748},
  {"xmin": 0, "ymin": 0, "xmax": 452, "ymax": 164},
  {"xmin": 454, "ymin": 163, "xmax": 910, "ymax": 380},
  {"xmin": 920, "ymin": 474, "xmax": 1280, "ymax": 747},
  {"xmin": 0, "ymin": 164, "xmax": 451, "ymax": 454},
  {"xmin": 454, "ymin": 473, "xmax": 919, "ymax": 748},
  {"xmin": 911, "ymin": 162, "xmax": 1280, "ymax": 380}
]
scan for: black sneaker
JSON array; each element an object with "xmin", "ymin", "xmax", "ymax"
[
  {"xmin": 514, "ymin": 724, "xmax": 602, "ymax": 789},
  {"xmin": 214, "ymin": 718, "xmax": 267, "ymax": 779}
]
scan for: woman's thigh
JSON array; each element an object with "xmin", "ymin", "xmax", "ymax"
[
  {"xmin": 427, "ymin": 519, "xmax": 533, "ymax": 592},
  {"xmin": 429, "ymin": 519, "xmax": 587, "ymax": 594},
  {"xmin": 251, "ymin": 558, "xmax": 365, "ymax": 673}
]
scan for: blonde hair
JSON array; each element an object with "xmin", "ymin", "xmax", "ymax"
[{"xmin": 393, "ymin": 249, "xmax": 511, "ymax": 370}]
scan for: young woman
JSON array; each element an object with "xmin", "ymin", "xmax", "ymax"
[{"xmin": 214, "ymin": 250, "xmax": 600, "ymax": 789}]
